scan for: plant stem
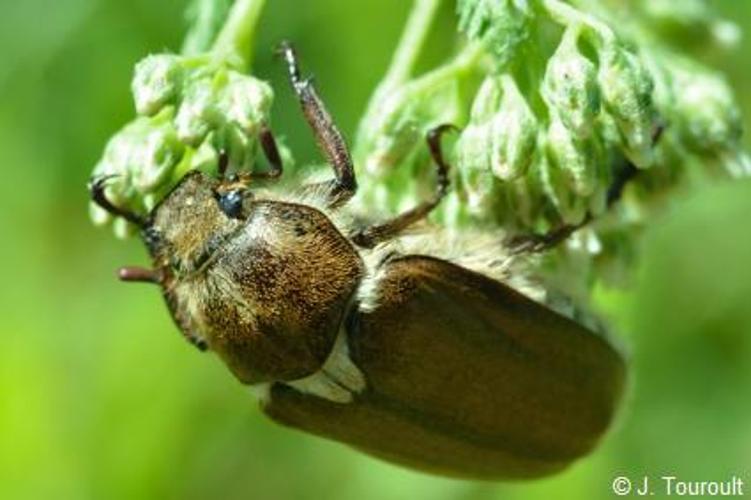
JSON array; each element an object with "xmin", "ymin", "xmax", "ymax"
[
  {"xmin": 541, "ymin": 0, "xmax": 615, "ymax": 46},
  {"xmin": 400, "ymin": 41, "xmax": 485, "ymax": 99},
  {"xmin": 355, "ymin": 0, "xmax": 444, "ymax": 152},
  {"xmin": 380, "ymin": 0, "xmax": 445, "ymax": 89},
  {"xmin": 212, "ymin": 0, "xmax": 267, "ymax": 70}
]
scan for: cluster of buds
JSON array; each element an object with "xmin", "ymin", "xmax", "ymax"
[
  {"xmin": 90, "ymin": 53, "xmax": 274, "ymax": 237},
  {"xmin": 455, "ymin": 20, "xmax": 658, "ymax": 228}
]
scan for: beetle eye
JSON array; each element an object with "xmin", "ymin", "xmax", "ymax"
[{"xmin": 217, "ymin": 190, "xmax": 245, "ymax": 219}]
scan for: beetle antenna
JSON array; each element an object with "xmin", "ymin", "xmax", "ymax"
[
  {"xmin": 89, "ymin": 176, "xmax": 147, "ymax": 228},
  {"xmin": 118, "ymin": 266, "xmax": 160, "ymax": 284}
]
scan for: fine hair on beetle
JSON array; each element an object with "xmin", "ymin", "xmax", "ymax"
[{"xmin": 89, "ymin": 41, "xmax": 629, "ymax": 480}]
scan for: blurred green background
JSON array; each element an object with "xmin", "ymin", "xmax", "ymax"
[{"xmin": 1, "ymin": 1, "xmax": 750, "ymax": 499}]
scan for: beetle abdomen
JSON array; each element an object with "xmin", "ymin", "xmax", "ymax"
[{"xmin": 261, "ymin": 255, "xmax": 626, "ymax": 479}]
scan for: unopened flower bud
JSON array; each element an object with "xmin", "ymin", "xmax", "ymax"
[
  {"xmin": 132, "ymin": 54, "xmax": 184, "ymax": 116},
  {"xmin": 360, "ymin": 82, "xmax": 461, "ymax": 175},
  {"xmin": 459, "ymin": 160, "xmax": 496, "ymax": 215},
  {"xmin": 598, "ymin": 46, "xmax": 656, "ymax": 168},
  {"xmin": 216, "ymin": 72, "xmax": 273, "ymax": 136},
  {"xmin": 546, "ymin": 113, "xmax": 596, "ymax": 196},
  {"xmin": 134, "ymin": 111, "xmax": 184, "ymax": 191},
  {"xmin": 536, "ymin": 143, "xmax": 589, "ymax": 225},
  {"xmin": 543, "ymin": 27, "xmax": 600, "ymax": 138},
  {"xmin": 175, "ymin": 75, "xmax": 218, "ymax": 146},
  {"xmin": 672, "ymin": 68, "xmax": 742, "ymax": 154},
  {"xmin": 491, "ymin": 76, "xmax": 538, "ymax": 180},
  {"xmin": 458, "ymin": 75, "xmax": 537, "ymax": 182},
  {"xmin": 89, "ymin": 108, "xmax": 184, "ymax": 231}
]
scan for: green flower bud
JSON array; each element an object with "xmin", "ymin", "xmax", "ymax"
[
  {"xmin": 175, "ymin": 75, "xmax": 217, "ymax": 146},
  {"xmin": 459, "ymin": 160, "xmax": 496, "ymax": 215},
  {"xmin": 672, "ymin": 67, "xmax": 742, "ymax": 155},
  {"xmin": 491, "ymin": 76, "xmax": 538, "ymax": 180},
  {"xmin": 100, "ymin": 108, "xmax": 184, "ymax": 193},
  {"xmin": 113, "ymin": 217, "xmax": 137, "ymax": 240},
  {"xmin": 457, "ymin": 0, "xmax": 532, "ymax": 68},
  {"xmin": 542, "ymin": 27, "xmax": 600, "ymax": 139},
  {"xmin": 536, "ymin": 142, "xmax": 589, "ymax": 225},
  {"xmin": 469, "ymin": 71, "xmax": 504, "ymax": 121},
  {"xmin": 133, "ymin": 112, "xmax": 184, "ymax": 192},
  {"xmin": 458, "ymin": 75, "xmax": 537, "ymax": 182},
  {"xmin": 361, "ymin": 82, "xmax": 460, "ymax": 176},
  {"xmin": 218, "ymin": 73, "xmax": 273, "ymax": 133},
  {"xmin": 89, "ymin": 202, "xmax": 111, "ymax": 227},
  {"xmin": 132, "ymin": 54, "xmax": 184, "ymax": 116},
  {"xmin": 89, "ymin": 108, "xmax": 184, "ymax": 232},
  {"xmin": 598, "ymin": 46, "xmax": 656, "ymax": 168},
  {"xmin": 546, "ymin": 113, "xmax": 596, "ymax": 197}
]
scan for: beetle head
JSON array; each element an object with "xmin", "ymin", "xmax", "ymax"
[{"xmin": 146, "ymin": 171, "xmax": 250, "ymax": 275}]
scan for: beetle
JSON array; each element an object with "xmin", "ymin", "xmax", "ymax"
[{"xmin": 89, "ymin": 41, "xmax": 626, "ymax": 480}]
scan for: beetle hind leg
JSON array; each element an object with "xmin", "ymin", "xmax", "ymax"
[{"xmin": 351, "ymin": 125, "xmax": 457, "ymax": 249}]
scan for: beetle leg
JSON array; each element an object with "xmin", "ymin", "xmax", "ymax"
[
  {"xmin": 605, "ymin": 160, "xmax": 639, "ymax": 206},
  {"xmin": 351, "ymin": 125, "xmax": 456, "ymax": 249},
  {"xmin": 505, "ymin": 217, "xmax": 592, "ymax": 255},
  {"xmin": 219, "ymin": 126, "xmax": 283, "ymax": 185},
  {"xmin": 256, "ymin": 125, "xmax": 284, "ymax": 179},
  {"xmin": 276, "ymin": 41, "xmax": 356, "ymax": 207},
  {"xmin": 218, "ymin": 149, "xmax": 230, "ymax": 178},
  {"xmin": 506, "ymin": 160, "xmax": 639, "ymax": 254},
  {"xmin": 118, "ymin": 266, "xmax": 160, "ymax": 284},
  {"xmin": 88, "ymin": 176, "xmax": 147, "ymax": 228}
]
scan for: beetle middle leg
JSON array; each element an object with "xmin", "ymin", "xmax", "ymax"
[
  {"xmin": 276, "ymin": 41, "xmax": 357, "ymax": 208},
  {"xmin": 351, "ymin": 125, "xmax": 456, "ymax": 249}
]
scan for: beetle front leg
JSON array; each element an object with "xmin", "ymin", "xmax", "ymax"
[
  {"xmin": 218, "ymin": 126, "xmax": 284, "ymax": 184},
  {"xmin": 88, "ymin": 176, "xmax": 147, "ymax": 228},
  {"xmin": 351, "ymin": 125, "xmax": 456, "ymax": 249},
  {"xmin": 276, "ymin": 41, "xmax": 356, "ymax": 207},
  {"xmin": 256, "ymin": 126, "xmax": 284, "ymax": 179}
]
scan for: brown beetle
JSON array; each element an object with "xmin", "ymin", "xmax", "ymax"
[{"xmin": 90, "ymin": 42, "xmax": 626, "ymax": 480}]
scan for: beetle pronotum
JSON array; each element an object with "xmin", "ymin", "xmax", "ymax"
[{"xmin": 90, "ymin": 41, "xmax": 626, "ymax": 480}]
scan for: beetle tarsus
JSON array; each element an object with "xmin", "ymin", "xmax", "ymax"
[
  {"xmin": 89, "ymin": 176, "xmax": 147, "ymax": 228},
  {"xmin": 506, "ymin": 216, "xmax": 592, "ymax": 255},
  {"xmin": 426, "ymin": 124, "xmax": 458, "ymax": 198},
  {"xmin": 352, "ymin": 125, "xmax": 457, "ymax": 249},
  {"xmin": 276, "ymin": 40, "xmax": 357, "ymax": 208}
]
